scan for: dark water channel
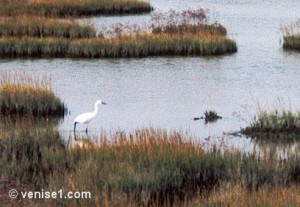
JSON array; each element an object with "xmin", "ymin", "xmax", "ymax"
[{"xmin": 1, "ymin": 0, "xmax": 300, "ymax": 153}]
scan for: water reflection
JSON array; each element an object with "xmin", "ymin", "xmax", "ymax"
[
  {"xmin": 0, "ymin": 115, "xmax": 298, "ymax": 158},
  {"xmin": 0, "ymin": 116, "xmax": 62, "ymax": 138},
  {"xmin": 251, "ymin": 135, "xmax": 300, "ymax": 160}
]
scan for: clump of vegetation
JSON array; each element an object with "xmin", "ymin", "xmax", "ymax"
[
  {"xmin": 152, "ymin": 23, "xmax": 227, "ymax": 36},
  {"xmin": 194, "ymin": 110, "xmax": 222, "ymax": 123},
  {"xmin": 1, "ymin": 127, "xmax": 300, "ymax": 206},
  {"xmin": 101, "ymin": 9, "xmax": 226, "ymax": 37},
  {"xmin": 281, "ymin": 19, "xmax": 300, "ymax": 51},
  {"xmin": 0, "ymin": 71, "xmax": 65, "ymax": 116},
  {"xmin": 0, "ymin": 0, "xmax": 152, "ymax": 17},
  {"xmin": 241, "ymin": 109, "xmax": 300, "ymax": 137},
  {"xmin": 0, "ymin": 16, "xmax": 96, "ymax": 38},
  {"xmin": 203, "ymin": 110, "xmax": 222, "ymax": 122},
  {"xmin": 150, "ymin": 9, "xmax": 226, "ymax": 36},
  {"xmin": 283, "ymin": 35, "xmax": 300, "ymax": 50}
]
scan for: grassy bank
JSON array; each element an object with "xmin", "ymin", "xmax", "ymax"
[
  {"xmin": 1, "ymin": 128, "xmax": 300, "ymax": 206},
  {"xmin": 0, "ymin": 34, "xmax": 237, "ymax": 58},
  {"xmin": 241, "ymin": 109, "xmax": 300, "ymax": 138},
  {"xmin": 0, "ymin": 16, "xmax": 96, "ymax": 38},
  {"xmin": 0, "ymin": 72, "xmax": 65, "ymax": 116},
  {"xmin": 0, "ymin": 0, "xmax": 152, "ymax": 17}
]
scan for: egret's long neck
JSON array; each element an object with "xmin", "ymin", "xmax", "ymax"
[{"xmin": 93, "ymin": 103, "xmax": 99, "ymax": 115}]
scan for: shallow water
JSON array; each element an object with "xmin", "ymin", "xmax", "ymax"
[{"xmin": 1, "ymin": 0, "xmax": 300, "ymax": 151}]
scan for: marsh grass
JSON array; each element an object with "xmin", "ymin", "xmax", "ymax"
[
  {"xmin": 0, "ymin": 129, "xmax": 71, "ymax": 190},
  {"xmin": 64, "ymin": 129, "xmax": 229, "ymax": 206},
  {"xmin": 0, "ymin": 72, "xmax": 65, "ymax": 116},
  {"xmin": 188, "ymin": 184, "xmax": 300, "ymax": 207},
  {"xmin": 0, "ymin": 16, "xmax": 96, "ymax": 38},
  {"xmin": 0, "ymin": 0, "xmax": 152, "ymax": 17},
  {"xmin": 0, "ymin": 8, "xmax": 237, "ymax": 58},
  {"xmin": 241, "ymin": 109, "xmax": 300, "ymax": 138},
  {"xmin": 2, "ymin": 127, "xmax": 300, "ymax": 206},
  {"xmin": 281, "ymin": 20, "xmax": 300, "ymax": 51},
  {"xmin": 0, "ymin": 33, "xmax": 237, "ymax": 58},
  {"xmin": 152, "ymin": 23, "xmax": 227, "ymax": 36},
  {"xmin": 283, "ymin": 35, "xmax": 300, "ymax": 51},
  {"xmin": 149, "ymin": 9, "xmax": 226, "ymax": 37}
]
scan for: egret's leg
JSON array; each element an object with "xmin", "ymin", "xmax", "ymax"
[
  {"xmin": 74, "ymin": 122, "xmax": 78, "ymax": 140},
  {"xmin": 86, "ymin": 127, "xmax": 88, "ymax": 135},
  {"xmin": 74, "ymin": 122, "xmax": 77, "ymax": 134}
]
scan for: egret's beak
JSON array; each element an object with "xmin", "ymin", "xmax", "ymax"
[{"xmin": 102, "ymin": 102, "xmax": 107, "ymax": 105}]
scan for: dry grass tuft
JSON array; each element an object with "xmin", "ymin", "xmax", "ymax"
[{"xmin": 190, "ymin": 184, "xmax": 300, "ymax": 207}]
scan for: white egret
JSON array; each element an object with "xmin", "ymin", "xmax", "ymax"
[{"xmin": 74, "ymin": 100, "xmax": 107, "ymax": 134}]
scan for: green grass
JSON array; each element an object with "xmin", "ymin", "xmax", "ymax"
[
  {"xmin": 241, "ymin": 109, "xmax": 300, "ymax": 138},
  {"xmin": 0, "ymin": 0, "xmax": 152, "ymax": 17},
  {"xmin": 1, "ymin": 127, "xmax": 300, "ymax": 206},
  {"xmin": 0, "ymin": 72, "xmax": 65, "ymax": 117},
  {"xmin": 0, "ymin": 16, "xmax": 96, "ymax": 38}
]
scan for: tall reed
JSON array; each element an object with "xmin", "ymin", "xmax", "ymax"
[
  {"xmin": 1, "ymin": 127, "xmax": 300, "ymax": 206},
  {"xmin": 0, "ymin": 71, "xmax": 65, "ymax": 116},
  {"xmin": 188, "ymin": 184, "xmax": 300, "ymax": 207}
]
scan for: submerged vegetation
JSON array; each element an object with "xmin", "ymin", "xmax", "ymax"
[
  {"xmin": 241, "ymin": 108, "xmax": 300, "ymax": 139},
  {"xmin": 194, "ymin": 110, "xmax": 222, "ymax": 123},
  {"xmin": 0, "ymin": 0, "xmax": 152, "ymax": 17},
  {"xmin": 203, "ymin": 110, "xmax": 222, "ymax": 123},
  {"xmin": 1, "ymin": 127, "xmax": 300, "ymax": 206},
  {"xmin": 0, "ymin": 72, "xmax": 65, "ymax": 116}
]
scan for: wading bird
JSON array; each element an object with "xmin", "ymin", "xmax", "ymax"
[{"xmin": 74, "ymin": 100, "xmax": 107, "ymax": 134}]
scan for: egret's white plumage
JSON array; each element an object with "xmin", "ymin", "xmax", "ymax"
[{"xmin": 74, "ymin": 100, "xmax": 107, "ymax": 134}]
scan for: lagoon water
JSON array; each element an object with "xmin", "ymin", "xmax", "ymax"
[{"xmin": 1, "ymin": 0, "xmax": 300, "ymax": 151}]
